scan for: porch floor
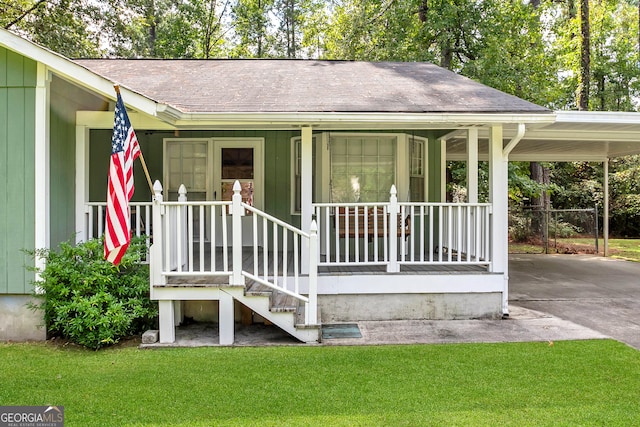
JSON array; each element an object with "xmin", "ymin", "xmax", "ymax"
[{"xmin": 163, "ymin": 246, "xmax": 490, "ymax": 284}]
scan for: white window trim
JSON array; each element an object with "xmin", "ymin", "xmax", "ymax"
[
  {"xmin": 326, "ymin": 132, "xmax": 404, "ymax": 202},
  {"xmin": 212, "ymin": 137, "xmax": 264, "ymax": 210},
  {"xmin": 163, "ymin": 137, "xmax": 212, "ymax": 200},
  {"xmin": 408, "ymin": 134, "xmax": 429, "ymax": 202},
  {"xmin": 163, "ymin": 137, "xmax": 264, "ymax": 209},
  {"xmin": 292, "ymin": 132, "xmax": 429, "ymax": 207}
]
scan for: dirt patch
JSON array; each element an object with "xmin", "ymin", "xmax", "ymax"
[
  {"xmin": 45, "ymin": 335, "xmax": 142, "ymax": 350},
  {"xmin": 512, "ymin": 237, "xmax": 612, "ymax": 255}
]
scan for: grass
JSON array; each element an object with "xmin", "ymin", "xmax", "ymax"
[
  {"xmin": 1, "ymin": 340, "xmax": 639, "ymax": 426},
  {"xmin": 510, "ymin": 238, "xmax": 640, "ymax": 262}
]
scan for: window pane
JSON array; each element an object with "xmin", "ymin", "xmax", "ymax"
[
  {"xmin": 222, "ymin": 148, "xmax": 254, "ymax": 179},
  {"xmin": 330, "ymin": 135, "xmax": 396, "ymax": 203}
]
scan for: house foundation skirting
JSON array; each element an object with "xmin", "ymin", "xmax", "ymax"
[
  {"xmin": 0, "ymin": 295, "xmax": 46, "ymax": 341},
  {"xmin": 318, "ymin": 293, "xmax": 503, "ymax": 322},
  {"xmin": 176, "ymin": 291, "xmax": 503, "ymax": 324}
]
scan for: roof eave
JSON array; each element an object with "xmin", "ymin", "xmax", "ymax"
[
  {"xmin": 0, "ymin": 29, "xmax": 160, "ymax": 117},
  {"xmin": 157, "ymin": 111, "xmax": 556, "ymax": 129},
  {"xmin": 556, "ymin": 110, "xmax": 640, "ymax": 124}
]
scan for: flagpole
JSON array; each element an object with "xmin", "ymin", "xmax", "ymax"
[{"xmin": 114, "ymin": 84, "xmax": 155, "ymax": 196}]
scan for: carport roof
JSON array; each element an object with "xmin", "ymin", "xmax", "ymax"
[{"xmin": 445, "ymin": 111, "xmax": 640, "ymax": 161}]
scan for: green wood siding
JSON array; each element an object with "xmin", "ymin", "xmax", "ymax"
[
  {"xmin": 48, "ymin": 77, "xmax": 105, "ymax": 247},
  {"xmin": 88, "ymin": 129, "xmax": 447, "ymax": 227},
  {"xmin": 0, "ymin": 47, "xmax": 37, "ymax": 294},
  {"xmin": 90, "ymin": 129, "xmax": 296, "ymax": 223}
]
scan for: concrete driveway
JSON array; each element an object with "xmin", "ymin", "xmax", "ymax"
[{"xmin": 509, "ymin": 253, "xmax": 640, "ymax": 349}]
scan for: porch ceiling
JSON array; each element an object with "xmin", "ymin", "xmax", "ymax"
[{"xmin": 445, "ymin": 111, "xmax": 640, "ymax": 162}]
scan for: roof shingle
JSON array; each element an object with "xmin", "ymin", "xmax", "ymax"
[{"xmin": 73, "ymin": 59, "xmax": 551, "ymax": 114}]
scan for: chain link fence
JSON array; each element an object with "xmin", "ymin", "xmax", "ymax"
[{"xmin": 509, "ymin": 205, "xmax": 599, "ymax": 254}]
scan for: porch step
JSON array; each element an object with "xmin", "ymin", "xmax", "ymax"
[
  {"xmin": 245, "ymin": 281, "xmax": 297, "ymax": 313},
  {"xmin": 163, "ymin": 275, "xmax": 237, "ymax": 287},
  {"xmin": 238, "ymin": 280, "xmax": 320, "ymax": 343},
  {"xmin": 295, "ymin": 304, "xmax": 321, "ymax": 329}
]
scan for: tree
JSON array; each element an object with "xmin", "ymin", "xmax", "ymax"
[
  {"xmin": 101, "ymin": 0, "xmax": 230, "ymax": 58},
  {"xmin": 3, "ymin": 0, "xmax": 103, "ymax": 57},
  {"xmin": 577, "ymin": 0, "xmax": 590, "ymax": 110},
  {"xmin": 230, "ymin": 0, "xmax": 274, "ymax": 57}
]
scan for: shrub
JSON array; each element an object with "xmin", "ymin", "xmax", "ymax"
[{"xmin": 27, "ymin": 236, "xmax": 157, "ymax": 349}]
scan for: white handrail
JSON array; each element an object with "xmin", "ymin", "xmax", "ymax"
[{"xmin": 149, "ymin": 180, "xmax": 318, "ymax": 327}]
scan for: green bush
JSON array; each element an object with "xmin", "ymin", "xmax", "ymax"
[{"xmin": 27, "ymin": 236, "xmax": 157, "ymax": 349}]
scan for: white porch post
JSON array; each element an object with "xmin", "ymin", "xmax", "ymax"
[
  {"xmin": 488, "ymin": 125, "xmax": 509, "ymax": 316},
  {"xmin": 150, "ymin": 180, "xmax": 166, "ymax": 287},
  {"xmin": 219, "ymin": 291, "xmax": 235, "ymax": 345},
  {"xmin": 301, "ymin": 126, "xmax": 313, "ymax": 274},
  {"xmin": 603, "ymin": 159, "xmax": 609, "ymax": 256},
  {"xmin": 307, "ymin": 220, "xmax": 318, "ymax": 325},
  {"xmin": 231, "ymin": 181, "xmax": 244, "ymax": 285},
  {"xmin": 387, "ymin": 185, "xmax": 399, "ymax": 273},
  {"xmin": 440, "ymin": 138, "xmax": 447, "ymax": 202},
  {"xmin": 34, "ymin": 63, "xmax": 50, "ymax": 273},
  {"xmin": 75, "ymin": 125, "xmax": 90, "ymax": 243},
  {"xmin": 158, "ymin": 300, "xmax": 175, "ymax": 343},
  {"xmin": 467, "ymin": 128, "xmax": 478, "ymax": 203}
]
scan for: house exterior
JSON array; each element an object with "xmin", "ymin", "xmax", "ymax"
[{"xmin": 2, "ymin": 28, "xmax": 640, "ymax": 344}]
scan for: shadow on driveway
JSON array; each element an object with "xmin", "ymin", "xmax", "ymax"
[{"xmin": 509, "ymin": 253, "xmax": 640, "ymax": 350}]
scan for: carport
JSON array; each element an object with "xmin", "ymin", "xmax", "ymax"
[
  {"xmin": 444, "ymin": 110, "xmax": 640, "ymax": 256},
  {"xmin": 509, "ymin": 253, "xmax": 640, "ymax": 350}
]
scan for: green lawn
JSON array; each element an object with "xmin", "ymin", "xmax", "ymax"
[
  {"xmin": 1, "ymin": 340, "xmax": 639, "ymax": 426},
  {"xmin": 510, "ymin": 238, "xmax": 640, "ymax": 262}
]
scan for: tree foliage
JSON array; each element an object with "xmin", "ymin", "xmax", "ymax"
[{"xmin": 5, "ymin": 0, "xmax": 640, "ymax": 234}]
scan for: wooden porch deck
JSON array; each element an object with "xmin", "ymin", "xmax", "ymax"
[{"xmin": 163, "ymin": 245, "xmax": 489, "ymax": 284}]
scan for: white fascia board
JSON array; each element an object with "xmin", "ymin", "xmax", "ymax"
[
  {"xmin": 446, "ymin": 153, "xmax": 608, "ymax": 162},
  {"xmin": 165, "ymin": 112, "xmax": 556, "ymax": 129},
  {"xmin": 0, "ymin": 29, "xmax": 158, "ymax": 116},
  {"xmin": 77, "ymin": 111, "xmax": 176, "ymax": 130},
  {"xmin": 508, "ymin": 154, "xmax": 608, "ymax": 162},
  {"xmin": 556, "ymin": 110, "xmax": 640, "ymax": 125},
  {"xmin": 524, "ymin": 129, "xmax": 640, "ymax": 142}
]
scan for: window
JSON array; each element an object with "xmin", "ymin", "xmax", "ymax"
[
  {"xmin": 165, "ymin": 139, "xmax": 210, "ymax": 202},
  {"xmin": 219, "ymin": 147, "xmax": 255, "ymax": 208},
  {"xmin": 409, "ymin": 136, "xmax": 426, "ymax": 202},
  {"xmin": 330, "ymin": 135, "xmax": 396, "ymax": 203}
]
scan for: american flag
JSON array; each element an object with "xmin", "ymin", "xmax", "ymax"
[{"xmin": 104, "ymin": 91, "xmax": 141, "ymax": 265}]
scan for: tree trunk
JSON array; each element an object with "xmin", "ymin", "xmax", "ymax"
[
  {"xmin": 530, "ymin": 162, "xmax": 551, "ymax": 244},
  {"xmin": 440, "ymin": 39, "xmax": 452, "ymax": 69},
  {"xmin": 4, "ymin": 0, "xmax": 48, "ymax": 29},
  {"xmin": 147, "ymin": 0, "xmax": 157, "ymax": 57},
  {"xmin": 257, "ymin": 0, "xmax": 263, "ymax": 58},
  {"xmin": 597, "ymin": 72, "xmax": 605, "ymax": 111},
  {"xmin": 577, "ymin": 0, "xmax": 590, "ymax": 111}
]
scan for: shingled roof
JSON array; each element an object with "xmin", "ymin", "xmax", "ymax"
[{"xmin": 73, "ymin": 59, "xmax": 551, "ymax": 115}]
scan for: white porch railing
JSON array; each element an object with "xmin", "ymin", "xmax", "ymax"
[
  {"xmin": 313, "ymin": 185, "xmax": 492, "ymax": 272},
  {"xmin": 400, "ymin": 202, "xmax": 492, "ymax": 265},
  {"xmin": 85, "ymin": 202, "xmax": 153, "ymax": 240},
  {"xmin": 150, "ymin": 181, "xmax": 318, "ymax": 326}
]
